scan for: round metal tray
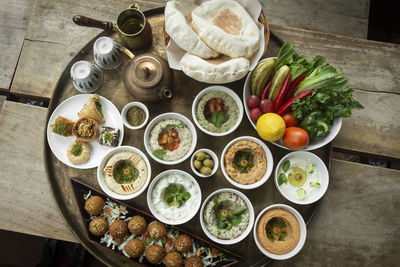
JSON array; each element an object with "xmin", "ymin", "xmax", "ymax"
[{"xmin": 44, "ymin": 7, "xmax": 331, "ymax": 267}]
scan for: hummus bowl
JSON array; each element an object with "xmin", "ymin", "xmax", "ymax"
[
  {"xmin": 274, "ymin": 151, "xmax": 329, "ymax": 205},
  {"xmin": 242, "ymin": 57, "xmax": 342, "ymax": 151},
  {"xmin": 254, "ymin": 204, "xmax": 307, "ymax": 260},
  {"xmin": 190, "ymin": 148, "xmax": 219, "ymax": 178},
  {"xmin": 192, "ymin": 85, "xmax": 243, "ymax": 137},
  {"xmin": 200, "ymin": 188, "xmax": 255, "ymax": 245},
  {"xmin": 221, "ymin": 136, "xmax": 273, "ymax": 190},
  {"xmin": 147, "ymin": 169, "xmax": 202, "ymax": 225},
  {"xmin": 144, "ymin": 112, "xmax": 197, "ymax": 165},
  {"xmin": 97, "ymin": 146, "xmax": 151, "ymax": 200}
]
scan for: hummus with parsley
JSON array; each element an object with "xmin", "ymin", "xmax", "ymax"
[
  {"xmin": 224, "ymin": 140, "xmax": 267, "ymax": 184},
  {"xmin": 103, "ymin": 151, "xmax": 148, "ymax": 195},
  {"xmin": 256, "ymin": 208, "xmax": 300, "ymax": 255}
]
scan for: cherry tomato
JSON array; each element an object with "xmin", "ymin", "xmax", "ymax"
[
  {"xmin": 282, "ymin": 112, "xmax": 299, "ymax": 127},
  {"xmin": 283, "ymin": 127, "xmax": 309, "ymax": 150}
]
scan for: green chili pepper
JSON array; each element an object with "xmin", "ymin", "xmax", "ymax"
[{"xmin": 300, "ymin": 111, "xmax": 332, "ymax": 140}]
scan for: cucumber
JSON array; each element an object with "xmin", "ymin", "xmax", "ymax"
[
  {"xmin": 268, "ymin": 65, "xmax": 290, "ymax": 100},
  {"xmin": 306, "ymin": 163, "xmax": 315, "ymax": 174},
  {"xmin": 296, "ymin": 188, "xmax": 306, "ymax": 200},
  {"xmin": 310, "ymin": 182, "xmax": 321, "ymax": 187}
]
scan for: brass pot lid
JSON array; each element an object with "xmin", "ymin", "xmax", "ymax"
[{"xmin": 130, "ymin": 55, "xmax": 163, "ymax": 89}]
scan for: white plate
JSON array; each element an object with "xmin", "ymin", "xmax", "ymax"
[
  {"xmin": 47, "ymin": 94, "xmax": 124, "ymax": 169},
  {"xmin": 243, "ymin": 57, "xmax": 342, "ymax": 151}
]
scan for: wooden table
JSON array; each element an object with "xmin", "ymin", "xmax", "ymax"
[{"xmin": 1, "ymin": 0, "xmax": 399, "ymax": 266}]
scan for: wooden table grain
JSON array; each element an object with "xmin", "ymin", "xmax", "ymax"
[{"xmin": 1, "ymin": 0, "xmax": 400, "ymax": 266}]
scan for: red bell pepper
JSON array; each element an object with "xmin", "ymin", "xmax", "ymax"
[
  {"xmin": 276, "ymin": 89, "xmax": 313, "ymax": 115},
  {"xmin": 273, "ymin": 73, "xmax": 291, "ymax": 110}
]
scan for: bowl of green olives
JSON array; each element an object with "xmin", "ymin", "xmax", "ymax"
[{"xmin": 190, "ymin": 149, "xmax": 219, "ymax": 178}]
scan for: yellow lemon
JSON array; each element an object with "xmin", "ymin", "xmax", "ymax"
[{"xmin": 256, "ymin": 113, "xmax": 286, "ymax": 141}]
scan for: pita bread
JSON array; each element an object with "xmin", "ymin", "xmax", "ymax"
[
  {"xmin": 191, "ymin": 0, "xmax": 260, "ymax": 58},
  {"xmin": 164, "ymin": 0, "xmax": 219, "ymax": 59},
  {"xmin": 180, "ymin": 53, "xmax": 249, "ymax": 83}
]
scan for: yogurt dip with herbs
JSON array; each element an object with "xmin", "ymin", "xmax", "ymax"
[
  {"xmin": 278, "ymin": 156, "xmax": 321, "ymax": 201},
  {"xmin": 150, "ymin": 172, "xmax": 200, "ymax": 221},
  {"xmin": 203, "ymin": 192, "xmax": 249, "ymax": 240}
]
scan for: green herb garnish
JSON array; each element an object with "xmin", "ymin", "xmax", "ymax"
[
  {"xmin": 112, "ymin": 160, "xmax": 139, "ymax": 184},
  {"xmin": 103, "ymin": 132, "xmax": 113, "ymax": 143},
  {"xmin": 278, "ymin": 173, "xmax": 288, "ymax": 185},
  {"xmin": 54, "ymin": 121, "xmax": 68, "ymax": 136},
  {"xmin": 163, "ymin": 183, "xmax": 191, "ymax": 208},
  {"xmin": 153, "ymin": 149, "xmax": 166, "ymax": 159},
  {"xmin": 165, "ymin": 123, "xmax": 185, "ymax": 130},
  {"xmin": 71, "ymin": 142, "xmax": 83, "ymax": 156},
  {"xmin": 212, "ymin": 198, "xmax": 248, "ymax": 236},
  {"xmin": 282, "ymin": 160, "xmax": 290, "ymax": 172},
  {"xmin": 266, "ymin": 218, "xmax": 288, "ymax": 242},
  {"xmin": 233, "ymin": 150, "xmax": 255, "ymax": 173},
  {"xmin": 210, "ymin": 112, "xmax": 225, "ymax": 129},
  {"xmin": 93, "ymin": 97, "xmax": 103, "ymax": 116}
]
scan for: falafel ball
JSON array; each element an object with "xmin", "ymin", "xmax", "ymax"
[
  {"xmin": 84, "ymin": 196, "xmax": 105, "ymax": 215},
  {"xmin": 145, "ymin": 244, "xmax": 164, "ymax": 264},
  {"xmin": 165, "ymin": 251, "xmax": 183, "ymax": 267},
  {"xmin": 148, "ymin": 221, "xmax": 166, "ymax": 240},
  {"xmin": 128, "ymin": 215, "xmax": 147, "ymax": 236},
  {"xmin": 125, "ymin": 238, "xmax": 145, "ymax": 258},
  {"xmin": 174, "ymin": 234, "xmax": 192, "ymax": 253},
  {"xmin": 110, "ymin": 219, "xmax": 128, "ymax": 243},
  {"xmin": 185, "ymin": 256, "xmax": 204, "ymax": 267},
  {"xmin": 89, "ymin": 217, "xmax": 108, "ymax": 236}
]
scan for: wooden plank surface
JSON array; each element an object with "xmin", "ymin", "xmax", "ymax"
[
  {"xmin": 0, "ymin": 0, "xmax": 35, "ymax": 91},
  {"xmin": 0, "ymin": 95, "xmax": 6, "ymax": 113},
  {"xmin": 0, "ymin": 101, "xmax": 76, "ymax": 243},
  {"xmin": 271, "ymin": 159, "xmax": 400, "ymax": 267},
  {"xmin": 149, "ymin": 0, "xmax": 370, "ymax": 38}
]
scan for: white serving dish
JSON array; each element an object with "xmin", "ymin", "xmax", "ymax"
[
  {"xmin": 254, "ymin": 203, "xmax": 307, "ymax": 260},
  {"xmin": 274, "ymin": 151, "xmax": 329, "ymax": 205},
  {"xmin": 47, "ymin": 94, "xmax": 124, "ymax": 169},
  {"xmin": 220, "ymin": 136, "xmax": 273, "ymax": 190},
  {"xmin": 121, "ymin": 102, "xmax": 149, "ymax": 130},
  {"xmin": 192, "ymin": 85, "xmax": 243, "ymax": 137},
  {"xmin": 190, "ymin": 148, "xmax": 219, "ymax": 178},
  {"xmin": 144, "ymin": 112, "xmax": 197, "ymax": 165},
  {"xmin": 147, "ymin": 169, "xmax": 201, "ymax": 225},
  {"xmin": 242, "ymin": 57, "xmax": 342, "ymax": 151},
  {"xmin": 97, "ymin": 146, "xmax": 151, "ymax": 200},
  {"xmin": 199, "ymin": 188, "xmax": 255, "ymax": 245}
]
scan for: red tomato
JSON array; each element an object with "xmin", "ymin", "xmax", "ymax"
[
  {"xmin": 283, "ymin": 127, "xmax": 309, "ymax": 150},
  {"xmin": 282, "ymin": 112, "xmax": 299, "ymax": 127}
]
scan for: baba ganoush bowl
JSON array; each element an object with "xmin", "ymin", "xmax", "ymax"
[
  {"xmin": 243, "ymin": 57, "xmax": 342, "ymax": 151},
  {"xmin": 144, "ymin": 112, "xmax": 197, "ymax": 165},
  {"xmin": 274, "ymin": 151, "xmax": 329, "ymax": 205},
  {"xmin": 190, "ymin": 148, "xmax": 219, "ymax": 178},
  {"xmin": 254, "ymin": 204, "xmax": 307, "ymax": 260},
  {"xmin": 147, "ymin": 169, "xmax": 202, "ymax": 225},
  {"xmin": 221, "ymin": 136, "xmax": 273, "ymax": 190},
  {"xmin": 97, "ymin": 146, "xmax": 151, "ymax": 200},
  {"xmin": 192, "ymin": 85, "xmax": 243, "ymax": 137},
  {"xmin": 200, "ymin": 188, "xmax": 255, "ymax": 245}
]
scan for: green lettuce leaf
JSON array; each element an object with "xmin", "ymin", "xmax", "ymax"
[{"xmin": 275, "ymin": 42, "xmax": 295, "ymax": 71}]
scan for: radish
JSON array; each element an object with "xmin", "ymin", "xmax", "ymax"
[
  {"xmin": 250, "ymin": 107, "xmax": 262, "ymax": 121},
  {"xmin": 260, "ymin": 99, "xmax": 275, "ymax": 113},
  {"xmin": 247, "ymin": 95, "xmax": 260, "ymax": 109}
]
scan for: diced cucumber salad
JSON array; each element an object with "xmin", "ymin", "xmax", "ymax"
[{"xmin": 278, "ymin": 157, "xmax": 321, "ymax": 201}]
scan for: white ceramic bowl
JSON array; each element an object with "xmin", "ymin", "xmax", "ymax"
[
  {"xmin": 192, "ymin": 85, "xmax": 243, "ymax": 137},
  {"xmin": 200, "ymin": 188, "xmax": 255, "ymax": 245},
  {"xmin": 274, "ymin": 151, "xmax": 329, "ymax": 205},
  {"xmin": 190, "ymin": 148, "xmax": 219, "ymax": 178},
  {"xmin": 147, "ymin": 169, "xmax": 201, "ymax": 225},
  {"xmin": 220, "ymin": 136, "xmax": 274, "ymax": 190},
  {"xmin": 242, "ymin": 57, "xmax": 342, "ymax": 151},
  {"xmin": 144, "ymin": 112, "xmax": 197, "ymax": 165},
  {"xmin": 254, "ymin": 204, "xmax": 307, "ymax": 260},
  {"xmin": 121, "ymin": 102, "xmax": 149, "ymax": 130},
  {"xmin": 97, "ymin": 146, "xmax": 151, "ymax": 200}
]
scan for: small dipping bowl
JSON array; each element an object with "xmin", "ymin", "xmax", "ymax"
[
  {"xmin": 121, "ymin": 102, "xmax": 149, "ymax": 130},
  {"xmin": 190, "ymin": 148, "xmax": 219, "ymax": 178}
]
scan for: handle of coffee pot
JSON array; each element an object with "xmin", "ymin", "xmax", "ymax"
[
  {"xmin": 72, "ymin": 15, "xmax": 114, "ymax": 31},
  {"xmin": 120, "ymin": 47, "xmax": 135, "ymax": 60}
]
